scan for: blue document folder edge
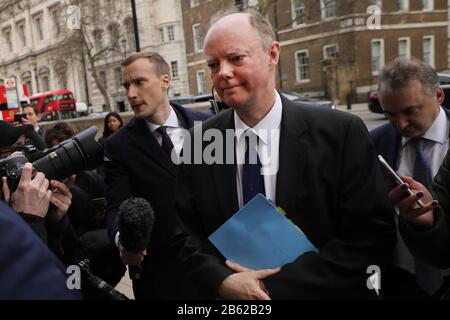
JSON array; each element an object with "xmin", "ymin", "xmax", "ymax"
[{"xmin": 208, "ymin": 194, "xmax": 318, "ymax": 270}]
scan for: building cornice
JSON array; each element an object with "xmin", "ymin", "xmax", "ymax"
[
  {"xmin": 279, "ymin": 22, "xmax": 448, "ymax": 47},
  {"xmin": 278, "ymin": 10, "xmax": 448, "ymax": 35}
]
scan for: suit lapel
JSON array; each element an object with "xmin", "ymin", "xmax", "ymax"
[
  {"xmin": 276, "ymin": 97, "xmax": 310, "ymax": 213},
  {"xmin": 211, "ymin": 110, "xmax": 239, "ymax": 218},
  {"xmin": 172, "ymin": 103, "xmax": 189, "ymax": 129},
  {"xmin": 127, "ymin": 117, "xmax": 176, "ymax": 176}
]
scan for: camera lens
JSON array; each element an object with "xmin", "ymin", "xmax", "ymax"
[{"xmin": 32, "ymin": 126, "xmax": 103, "ymax": 182}]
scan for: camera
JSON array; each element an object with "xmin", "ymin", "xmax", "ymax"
[
  {"xmin": 0, "ymin": 126, "xmax": 103, "ymax": 193},
  {"xmin": 14, "ymin": 113, "xmax": 27, "ymax": 124}
]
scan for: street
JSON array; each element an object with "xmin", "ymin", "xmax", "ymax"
[{"xmin": 335, "ymin": 104, "xmax": 388, "ymax": 132}]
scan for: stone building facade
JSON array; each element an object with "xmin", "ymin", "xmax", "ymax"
[{"xmin": 0, "ymin": 0, "xmax": 190, "ymax": 113}]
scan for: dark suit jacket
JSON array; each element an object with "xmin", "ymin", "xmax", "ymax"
[
  {"xmin": 0, "ymin": 201, "xmax": 80, "ymax": 299},
  {"xmin": 173, "ymin": 95, "xmax": 396, "ymax": 299},
  {"xmin": 400, "ymin": 150, "xmax": 450, "ymax": 269},
  {"xmin": 104, "ymin": 103, "xmax": 210, "ymax": 299},
  {"xmin": 37, "ymin": 126, "xmax": 45, "ymax": 138}
]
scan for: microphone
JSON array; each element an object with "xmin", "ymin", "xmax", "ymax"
[{"xmin": 117, "ymin": 197, "xmax": 155, "ymax": 280}]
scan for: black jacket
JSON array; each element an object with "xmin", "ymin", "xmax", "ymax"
[
  {"xmin": 104, "ymin": 103, "xmax": 211, "ymax": 299},
  {"xmin": 174, "ymin": 96, "xmax": 396, "ymax": 299}
]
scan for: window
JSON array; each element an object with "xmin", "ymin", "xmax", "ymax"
[
  {"xmin": 398, "ymin": 37, "xmax": 410, "ymax": 59},
  {"xmin": 108, "ymin": 24, "xmax": 119, "ymax": 46},
  {"xmin": 370, "ymin": 0, "xmax": 382, "ymax": 6},
  {"xmin": 320, "ymin": 0, "xmax": 336, "ymax": 20},
  {"xmin": 41, "ymin": 76, "xmax": 50, "ymax": 92},
  {"xmin": 192, "ymin": 23, "xmax": 203, "ymax": 52},
  {"xmin": 94, "ymin": 29, "xmax": 105, "ymax": 50},
  {"xmin": 51, "ymin": 9, "xmax": 60, "ymax": 36},
  {"xmin": 160, "ymin": 26, "xmax": 175, "ymax": 43},
  {"xmin": 4, "ymin": 29, "xmax": 12, "ymax": 51},
  {"xmin": 99, "ymin": 70, "xmax": 108, "ymax": 90},
  {"xmin": 422, "ymin": 0, "xmax": 433, "ymax": 11},
  {"xmin": 26, "ymin": 80, "xmax": 33, "ymax": 95},
  {"xmin": 160, "ymin": 28, "xmax": 165, "ymax": 43},
  {"xmin": 323, "ymin": 44, "xmax": 339, "ymax": 60},
  {"xmin": 371, "ymin": 39, "xmax": 384, "ymax": 74},
  {"xmin": 18, "ymin": 22, "xmax": 27, "ymax": 47},
  {"xmin": 190, "ymin": 0, "xmax": 200, "ymax": 7},
  {"xmin": 196, "ymin": 70, "xmax": 206, "ymax": 95},
  {"xmin": 167, "ymin": 26, "xmax": 175, "ymax": 41},
  {"xmin": 397, "ymin": 0, "xmax": 409, "ymax": 11},
  {"xmin": 171, "ymin": 61, "xmax": 179, "ymax": 79},
  {"xmin": 34, "ymin": 16, "xmax": 44, "ymax": 41},
  {"xmin": 292, "ymin": 0, "xmax": 305, "ymax": 26},
  {"xmin": 295, "ymin": 50, "xmax": 310, "ymax": 82},
  {"xmin": 114, "ymin": 67, "xmax": 122, "ymax": 90},
  {"xmin": 423, "ymin": 36, "xmax": 434, "ymax": 67}
]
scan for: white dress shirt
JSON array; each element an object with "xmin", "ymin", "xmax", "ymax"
[
  {"xmin": 234, "ymin": 90, "xmax": 282, "ymax": 209},
  {"xmin": 146, "ymin": 107, "xmax": 185, "ymax": 158}
]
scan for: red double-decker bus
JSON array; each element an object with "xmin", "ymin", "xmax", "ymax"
[{"xmin": 30, "ymin": 89, "xmax": 77, "ymax": 121}]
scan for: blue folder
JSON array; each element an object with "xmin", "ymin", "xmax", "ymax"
[{"xmin": 208, "ymin": 194, "xmax": 318, "ymax": 270}]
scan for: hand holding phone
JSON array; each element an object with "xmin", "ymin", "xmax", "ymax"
[
  {"xmin": 378, "ymin": 155, "xmax": 424, "ymax": 208},
  {"xmin": 14, "ymin": 113, "xmax": 26, "ymax": 124}
]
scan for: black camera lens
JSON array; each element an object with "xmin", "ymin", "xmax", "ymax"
[
  {"xmin": 0, "ymin": 126, "xmax": 103, "ymax": 192},
  {"xmin": 33, "ymin": 126, "xmax": 103, "ymax": 182}
]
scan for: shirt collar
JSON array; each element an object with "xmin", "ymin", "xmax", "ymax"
[
  {"xmin": 146, "ymin": 107, "xmax": 179, "ymax": 133},
  {"xmin": 401, "ymin": 107, "xmax": 448, "ymax": 147},
  {"xmin": 234, "ymin": 89, "xmax": 282, "ymax": 145}
]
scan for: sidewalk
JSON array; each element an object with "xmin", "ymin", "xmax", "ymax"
[{"xmin": 335, "ymin": 102, "xmax": 368, "ymax": 113}]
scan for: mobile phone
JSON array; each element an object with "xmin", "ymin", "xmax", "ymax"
[
  {"xmin": 377, "ymin": 155, "xmax": 424, "ymax": 208},
  {"xmin": 14, "ymin": 113, "xmax": 26, "ymax": 123}
]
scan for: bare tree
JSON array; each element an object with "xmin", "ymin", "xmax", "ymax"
[{"xmin": 51, "ymin": 0, "xmax": 134, "ymax": 111}]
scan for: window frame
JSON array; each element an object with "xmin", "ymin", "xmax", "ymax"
[
  {"xmin": 323, "ymin": 44, "xmax": 339, "ymax": 60},
  {"xmin": 292, "ymin": 0, "xmax": 305, "ymax": 27},
  {"xmin": 422, "ymin": 0, "xmax": 433, "ymax": 11},
  {"xmin": 192, "ymin": 23, "xmax": 203, "ymax": 53},
  {"xmin": 171, "ymin": 61, "xmax": 179, "ymax": 79},
  {"xmin": 320, "ymin": 0, "xmax": 336, "ymax": 20},
  {"xmin": 422, "ymin": 35, "xmax": 435, "ymax": 67},
  {"xmin": 295, "ymin": 49, "xmax": 310, "ymax": 83},
  {"xmin": 196, "ymin": 70, "xmax": 206, "ymax": 95},
  {"xmin": 371, "ymin": 38, "xmax": 385, "ymax": 75}
]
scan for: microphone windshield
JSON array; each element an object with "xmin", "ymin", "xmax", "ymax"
[{"xmin": 118, "ymin": 197, "xmax": 155, "ymax": 252}]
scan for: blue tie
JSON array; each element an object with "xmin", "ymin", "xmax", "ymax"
[
  {"xmin": 412, "ymin": 138, "xmax": 443, "ymax": 296},
  {"xmin": 242, "ymin": 131, "xmax": 265, "ymax": 205}
]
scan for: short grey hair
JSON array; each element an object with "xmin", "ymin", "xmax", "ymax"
[
  {"xmin": 378, "ymin": 58, "xmax": 439, "ymax": 96},
  {"xmin": 208, "ymin": 7, "xmax": 276, "ymax": 48}
]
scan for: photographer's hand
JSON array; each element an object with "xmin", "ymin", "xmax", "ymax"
[
  {"xmin": 2, "ymin": 176, "xmax": 11, "ymax": 203},
  {"xmin": 47, "ymin": 175, "xmax": 75, "ymax": 223},
  {"xmin": 11, "ymin": 163, "xmax": 52, "ymax": 218},
  {"xmin": 21, "ymin": 118, "xmax": 33, "ymax": 126}
]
